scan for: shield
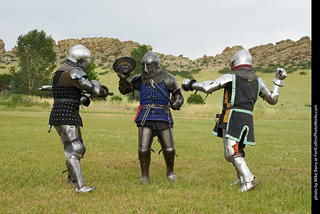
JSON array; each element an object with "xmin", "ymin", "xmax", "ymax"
[{"xmin": 113, "ymin": 57, "xmax": 136, "ymax": 75}]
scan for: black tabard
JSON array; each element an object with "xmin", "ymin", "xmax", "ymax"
[
  {"xmin": 213, "ymin": 72, "xmax": 260, "ymax": 145},
  {"xmin": 49, "ymin": 70, "xmax": 83, "ymax": 126}
]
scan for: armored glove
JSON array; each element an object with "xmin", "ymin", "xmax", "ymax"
[
  {"xmin": 80, "ymin": 93, "xmax": 91, "ymax": 106},
  {"xmin": 170, "ymin": 97, "xmax": 182, "ymax": 110},
  {"xmin": 273, "ymin": 68, "xmax": 287, "ymax": 87},
  {"xmin": 98, "ymin": 85, "xmax": 114, "ymax": 99},
  {"xmin": 170, "ymin": 89, "xmax": 183, "ymax": 110},
  {"xmin": 117, "ymin": 72, "xmax": 130, "ymax": 80},
  {"xmin": 181, "ymin": 78, "xmax": 197, "ymax": 91}
]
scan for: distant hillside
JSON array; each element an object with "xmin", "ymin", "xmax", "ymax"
[{"xmin": 0, "ymin": 36, "xmax": 311, "ymax": 73}]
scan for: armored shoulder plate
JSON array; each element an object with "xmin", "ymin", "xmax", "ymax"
[
  {"xmin": 130, "ymin": 74, "xmax": 142, "ymax": 83},
  {"xmin": 164, "ymin": 74, "xmax": 179, "ymax": 92},
  {"xmin": 215, "ymin": 73, "xmax": 233, "ymax": 85},
  {"xmin": 70, "ymin": 69, "xmax": 87, "ymax": 80},
  {"xmin": 129, "ymin": 74, "xmax": 142, "ymax": 91}
]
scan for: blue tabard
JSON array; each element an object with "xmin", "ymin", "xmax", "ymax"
[{"xmin": 135, "ymin": 81, "xmax": 173, "ymax": 126}]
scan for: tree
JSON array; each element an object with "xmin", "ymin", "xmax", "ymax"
[
  {"xmin": 130, "ymin": 44, "xmax": 149, "ymax": 78},
  {"xmin": 86, "ymin": 58, "xmax": 99, "ymax": 81},
  {"xmin": 127, "ymin": 45, "xmax": 149, "ymax": 101},
  {"xmin": 0, "ymin": 73, "xmax": 12, "ymax": 87},
  {"xmin": 10, "ymin": 29, "xmax": 56, "ymax": 96}
]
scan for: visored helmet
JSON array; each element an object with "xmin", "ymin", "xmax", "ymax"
[
  {"xmin": 230, "ymin": 49, "xmax": 252, "ymax": 71},
  {"xmin": 67, "ymin": 44, "xmax": 91, "ymax": 71},
  {"xmin": 141, "ymin": 51, "xmax": 161, "ymax": 74}
]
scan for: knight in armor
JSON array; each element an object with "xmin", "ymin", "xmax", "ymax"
[
  {"xmin": 48, "ymin": 44, "xmax": 111, "ymax": 193},
  {"xmin": 115, "ymin": 51, "xmax": 184, "ymax": 183},
  {"xmin": 182, "ymin": 49, "xmax": 287, "ymax": 192}
]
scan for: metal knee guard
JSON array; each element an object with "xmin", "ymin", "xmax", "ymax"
[
  {"xmin": 55, "ymin": 125, "xmax": 86, "ymax": 158},
  {"xmin": 223, "ymin": 135, "xmax": 237, "ymax": 162}
]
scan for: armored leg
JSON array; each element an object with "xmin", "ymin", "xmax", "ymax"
[
  {"xmin": 158, "ymin": 128, "xmax": 177, "ymax": 182},
  {"xmin": 66, "ymin": 157, "xmax": 85, "ymax": 190},
  {"xmin": 138, "ymin": 126, "xmax": 153, "ymax": 183},
  {"xmin": 55, "ymin": 125, "xmax": 95, "ymax": 192},
  {"xmin": 222, "ymin": 129, "xmax": 259, "ymax": 191}
]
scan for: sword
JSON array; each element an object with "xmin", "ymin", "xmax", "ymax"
[
  {"xmin": 150, "ymin": 79, "xmax": 179, "ymax": 109},
  {"xmin": 39, "ymin": 85, "xmax": 53, "ymax": 91}
]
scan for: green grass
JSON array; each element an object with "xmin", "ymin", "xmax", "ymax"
[{"xmin": 0, "ymin": 69, "xmax": 311, "ymax": 213}]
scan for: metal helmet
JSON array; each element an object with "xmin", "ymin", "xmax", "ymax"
[
  {"xmin": 67, "ymin": 44, "xmax": 91, "ymax": 71},
  {"xmin": 230, "ymin": 49, "xmax": 252, "ymax": 70},
  {"xmin": 141, "ymin": 51, "xmax": 161, "ymax": 74}
]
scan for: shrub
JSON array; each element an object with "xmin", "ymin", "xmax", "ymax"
[
  {"xmin": 218, "ymin": 67, "xmax": 231, "ymax": 74},
  {"xmin": 0, "ymin": 92, "xmax": 49, "ymax": 108},
  {"xmin": 110, "ymin": 95, "xmax": 123, "ymax": 102},
  {"xmin": 187, "ymin": 94, "xmax": 205, "ymax": 105}
]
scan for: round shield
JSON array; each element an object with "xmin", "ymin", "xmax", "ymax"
[{"xmin": 113, "ymin": 57, "xmax": 136, "ymax": 75}]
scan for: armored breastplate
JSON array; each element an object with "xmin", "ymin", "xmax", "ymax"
[
  {"xmin": 135, "ymin": 82, "xmax": 173, "ymax": 125},
  {"xmin": 49, "ymin": 71, "xmax": 83, "ymax": 126}
]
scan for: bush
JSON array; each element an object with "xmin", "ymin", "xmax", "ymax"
[
  {"xmin": 187, "ymin": 94, "xmax": 205, "ymax": 105},
  {"xmin": 0, "ymin": 73, "xmax": 12, "ymax": 87},
  {"xmin": 218, "ymin": 67, "xmax": 231, "ymax": 74},
  {"xmin": 110, "ymin": 95, "xmax": 123, "ymax": 103},
  {"xmin": 0, "ymin": 92, "xmax": 49, "ymax": 108}
]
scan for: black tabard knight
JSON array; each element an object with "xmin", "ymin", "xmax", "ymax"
[{"xmin": 48, "ymin": 44, "xmax": 110, "ymax": 192}]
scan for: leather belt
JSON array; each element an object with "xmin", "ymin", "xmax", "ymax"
[{"xmin": 54, "ymin": 98, "xmax": 80, "ymax": 104}]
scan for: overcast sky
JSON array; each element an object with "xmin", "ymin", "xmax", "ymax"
[{"xmin": 0, "ymin": 0, "xmax": 311, "ymax": 59}]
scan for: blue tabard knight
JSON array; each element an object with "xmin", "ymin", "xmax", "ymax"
[
  {"xmin": 134, "ymin": 81, "xmax": 173, "ymax": 126},
  {"xmin": 117, "ymin": 51, "xmax": 184, "ymax": 183}
]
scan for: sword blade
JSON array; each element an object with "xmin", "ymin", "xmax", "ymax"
[{"xmin": 150, "ymin": 79, "xmax": 173, "ymax": 105}]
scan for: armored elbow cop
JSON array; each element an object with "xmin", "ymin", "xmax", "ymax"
[{"xmin": 78, "ymin": 78, "xmax": 101, "ymax": 95}]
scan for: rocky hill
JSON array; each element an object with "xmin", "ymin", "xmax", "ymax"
[{"xmin": 0, "ymin": 36, "xmax": 311, "ymax": 72}]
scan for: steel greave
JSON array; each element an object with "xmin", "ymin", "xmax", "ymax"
[
  {"xmin": 66, "ymin": 157, "xmax": 84, "ymax": 189},
  {"xmin": 233, "ymin": 156, "xmax": 254, "ymax": 183}
]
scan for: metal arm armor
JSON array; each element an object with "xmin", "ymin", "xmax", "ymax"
[
  {"xmin": 78, "ymin": 78, "xmax": 101, "ymax": 95},
  {"xmin": 164, "ymin": 74, "xmax": 184, "ymax": 110},
  {"xmin": 259, "ymin": 79, "xmax": 280, "ymax": 105},
  {"xmin": 118, "ymin": 74, "xmax": 142, "ymax": 95},
  {"xmin": 192, "ymin": 73, "xmax": 233, "ymax": 94},
  {"xmin": 80, "ymin": 92, "xmax": 91, "ymax": 106},
  {"xmin": 70, "ymin": 69, "xmax": 101, "ymax": 95}
]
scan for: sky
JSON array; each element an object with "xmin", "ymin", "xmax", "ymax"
[{"xmin": 0, "ymin": 0, "xmax": 311, "ymax": 60}]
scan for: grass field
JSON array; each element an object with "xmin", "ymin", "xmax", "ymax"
[{"xmin": 0, "ymin": 67, "xmax": 312, "ymax": 213}]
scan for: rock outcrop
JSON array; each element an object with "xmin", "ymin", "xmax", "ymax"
[
  {"xmin": 0, "ymin": 36, "xmax": 311, "ymax": 71},
  {"xmin": 249, "ymin": 36, "xmax": 311, "ymax": 65},
  {"xmin": 54, "ymin": 37, "xmax": 152, "ymax": 57},
  {"xmin": 0, "ymin": 39, "xmax": 5, "ymax": 54},
  {"xmin": 193, "ymin": 36, "xmax": 311, "ymax": 69}
]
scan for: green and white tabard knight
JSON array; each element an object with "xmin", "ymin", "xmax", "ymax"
[{"xmin": 182, "ymin": 49, "xmax": 287, "ymax": 192}]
